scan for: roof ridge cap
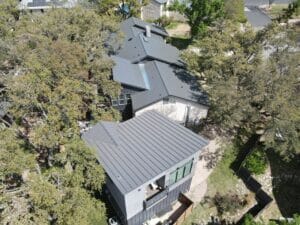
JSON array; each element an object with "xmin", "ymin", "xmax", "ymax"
[
  {"xmin": 100, "ymin": 122, "xmax": 119, "ymax": 146},
  {"xmin": 153, "ymin": 61, "xmax": 170, "ymax": 96}
]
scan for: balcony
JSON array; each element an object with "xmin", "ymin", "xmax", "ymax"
[{"xmin": 144, "ymin": 187, "xmax": 169, "ymax": 209}]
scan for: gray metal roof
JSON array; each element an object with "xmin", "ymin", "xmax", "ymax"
[
  {"xmin": 118, "ymin": 33, "xmax": 184, "ymax": 67},
  {"xmin": 82, "ymin": 111, "xmax": 209, "ymax": 194},
  {"xmin": 154, "ymin": 0, "xmax": 168, "ymax": 3},
  {"xmin": 0, "ymin": 101, "xmax": 10, "ymax": 118},
  {"xmin": 271, "ymin": 0, "xmax": 295, "ymax": 4},
  {"xmin": 244, "ymin": 0, "xmax": 294, "ymax": 5},
  {"xmin": 244, "ymin": 0, "xmax": 270, "ymax": 6},
  {"xmin": 245, "ymin": 6, "xmax": 272, "ymax": 28},
  {"xmin": 121, "ymin": 17, "xmax": 169, "ymax": 39},
  {"xmin": 112, "ymin": 17, "xmax": 208, "ymax": 110},
  {"xmin": 111, "ymin": 56, "xmax": 150, "ymax": 90},
  {"xmin": 131, "ymin": 61, "xmax": 208, "ymax": 111},
  {"xmin": 19, "ymin": 0, "xmax": 77, "ymax": 9}
]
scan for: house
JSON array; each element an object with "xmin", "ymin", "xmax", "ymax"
[
  {"xmin": 141, "ymin": 0, "xmax": 185, "ymax": 21},
  {"xmin": 82, "ymin": 111, "xmax": 209, "ymax": 225},
  {"xmin": 244, "ymin": 0, "xmax": 296, "ymax": 29},
  {"xmin": 112, "ymin": 17, "xmax": 209, "ymax": 124},
  {"xmin": 18, "ymin": 0, "xmax": 78, "ymax": 11},
  {"xmin": 141, "ymin": 0, "xmax": 168, "ymax": 20},
  {"xmin": 244, "ymin": 6, "xmax": 272, "ymax": 29}
]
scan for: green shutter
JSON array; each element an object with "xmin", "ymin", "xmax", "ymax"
[
  {"xmin": 169, "ymin": 170, "xmax": 177, "ymax": 185},
  {"xmin": 176, "ymin": 166, "xmax": 185, "ymax": 181},
  {"xmin": 183, "ymin": 160, "xmax": 193, "ymax": 177}
]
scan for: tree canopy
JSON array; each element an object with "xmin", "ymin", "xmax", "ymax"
[
  {"xmin": 1, "ymin": 3, "xmax": 122, "ymax": 224},
  {"xmin": 86, "ymin": 0, "xmax": 148, "ymax": 18},
  {"xmin": 183, "ymin": 22, "xmax": 300, "ymax": 160},
  {"xmin": 242, "ymin": 214, "xmax": 300, "ymax": 225},
  {"xmin": 169, "ymin": 0, "xmax": 224, "ymax": 37}
]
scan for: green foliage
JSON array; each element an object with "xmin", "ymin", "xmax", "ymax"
[
  {"xmin": 244, "ymin": 147, "xmax": 268, "ymax": 175},
  {"xmin": 0, "ymin": 5, "xmax": 122, "ymax": 225},
  {"xmin": 155, "ymin": 15, "xmax": 174, "ymax": 28},
  {"xmin": 169, "ymin": 0, "xmax": 224, "ymax": 37},
  {"xmin": 183, "ymin": 21, "xmax": 300, "ymax": 160},
  {"xmin": 0, "ymin": 0, "xmax": 19, "ymax": 39},
  {"xmin": 242, "ymin": 214, "xmax": 300, "ymax": 225},
  {"xmin": 87, "ymin": 0, "xmax": 148, "ymax": 18},
  {"xmin": 224, "ymin": 0, "xmax": 247, "ymax": 23},
  {"xmin": 0, "ymin": 128, "xmax": 35, "ymax": 184},
  {"xmin": 213, "ymin": 192, "xmax": 246, "ymax": 215},
  {"xmin": 207, "ymin": 144, "xmax": 239, "ymax": 196},
  {"xmin": 277, "ymin": 0, "xmax": 300, "ymax": 22}
]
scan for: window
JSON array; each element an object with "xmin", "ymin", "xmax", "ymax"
[
  {"xmin": 125, "ymin": 94, "xmax": 131, "ymax": 100},
  {"xmin": 183, "ymin": 160, "xmax": 193, "ymax": 177},
  {"xmin": 169, "ymin": 170, "xmax": 177, "ymax": 185},
  {"xmin": 118, "ymin": 94, "xmax": 126, "ymax": 105},
  {"xmin": 111, "ymin": 99, "xmax": 118, "ymax": 106},
  {"xmin": 176, "ymin": 166, "xmax": 185, "ymax": 181},
  {"xmin": 168, "ymin": 159, "xmax": 194, "ymax": 186}
]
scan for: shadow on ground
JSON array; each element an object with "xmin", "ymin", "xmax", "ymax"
[
  {"xmin": 267, "ymin": 150, "xmax": 300, "ymax": 217},
  {"xmin": 167, "ymin": 37, "xmax": 192, "ymax": 50}
]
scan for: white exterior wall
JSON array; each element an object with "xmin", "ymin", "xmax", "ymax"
[{"xmin": 135, "ymin": 97, "xmax": 208, "ymax": 124}]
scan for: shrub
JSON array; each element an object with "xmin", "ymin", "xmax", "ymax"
[
  {"xmin": 213, "ymin": 192, "xmax": 247, "ymax": 215},
  {"xmin": 244, "ymin": 147, "xmax": 268, "ymax": 175},
  {"xmin": 155, "ymin": 16, "xmax": 173, "ymax": 28}
]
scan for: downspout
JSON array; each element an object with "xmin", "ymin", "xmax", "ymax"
[{"xmin": 184, "ymin": 105, "xmax": 191, "ymax": 127}]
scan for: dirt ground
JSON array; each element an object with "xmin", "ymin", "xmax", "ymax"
[
  {"xmin": 187, "ymin": 138, "xmax": 221, "ymax": 203},
  {"xmin": 166, "ymin": 23, "xmax": 191, "ymax": 37}
]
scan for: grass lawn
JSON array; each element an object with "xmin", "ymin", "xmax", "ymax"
[
  {"xmin": 267, "ymin": 4, "xmax": 300, "ymax": 19},
  {"xmin": 206, "ymin": 144, "xmax": 239, "ymax": 196},
  {"xmin": 182, "ymin": 144, "xmax": 241, "ymax": 225},
  {"xmin": 165, "ymin": 21, "xmax": 180, "ymax": 30}
]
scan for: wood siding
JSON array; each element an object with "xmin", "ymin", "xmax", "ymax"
[{"xmin": 126, "ymin": 178, "xmax": 192, "ymax": 225}]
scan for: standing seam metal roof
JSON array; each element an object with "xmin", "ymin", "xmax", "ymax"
[
  {"xmin": 82, "ymin": 111, "xmax": 209, "ymax": 194},
  {"xmin": 131, "ymin": 61, "xmax": 209, "ymax": 111}
]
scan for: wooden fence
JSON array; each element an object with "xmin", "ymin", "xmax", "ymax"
[{"xmin": 169, "ymin": 193, "xmax": 194, "ymax": 225}]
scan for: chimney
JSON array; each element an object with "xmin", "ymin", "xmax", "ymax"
[{"xmin": 145, "ymin": 25, "xmax": 151, "ymax": 38}]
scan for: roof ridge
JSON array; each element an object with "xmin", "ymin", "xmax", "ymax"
[
  {"xmin": 100, "ymin": 122, "xmax": 119, "ymax": 146},
  {"xmin": 153, "ymin": 60, "xmax": 170, "ymax": 96}
]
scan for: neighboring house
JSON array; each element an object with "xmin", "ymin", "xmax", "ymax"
[
  {"xmin": 244, "ymin": 0, "xmax": 295, "ymax": 6},
  {"xmin": 244, "ymin": 0, "xmax": 296, "ymax": 29},
  {"xmin": 112, "ymin": 17, "xmax": 209, "ymax": 124},
  {"xmin": 141, "ymin": 0, "xmax": 185, "ymax": 21},
  {"xmin": 244, "ymin": 6, "xmax": 272, "ymax": 29},
  {"xmin": 18, "ymin": 0, "xmax": 78, "ymax": 11},
  {"xmin": 141, "ymin": 0, "xmax": 167, "ymax": 20},
  {"xmin": 82, "ymin": 111, "xmax": 209, "ymax": 225}
]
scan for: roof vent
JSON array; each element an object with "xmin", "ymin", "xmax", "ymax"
[{"xmin": 145, "ymin": 25, "xmax": 151, "ymax": 38}]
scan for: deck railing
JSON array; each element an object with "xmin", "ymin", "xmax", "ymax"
[{"xmin": 144, "ymin": 187, "xmax": 169, "ymax": 209}]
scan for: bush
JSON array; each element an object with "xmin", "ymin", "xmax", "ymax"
[
  {"xmin": 155, "ymin": 16, "xmax": 173, "ymax": 28},
  {"xmin": 242, "ymin": 214, "xmax": 300, "ymax": 225},
  {"xmin": 224, "ymin": 0, "xmax": 247, "ymax": 23},
  {"xmin": 213, "ymin": 192, "xmax": 247, "ymax": 215},
  {"xmin": 244, "ymin": 147, "xmax": 268, "ymax": 175}
]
